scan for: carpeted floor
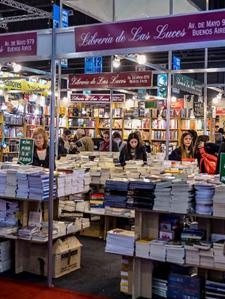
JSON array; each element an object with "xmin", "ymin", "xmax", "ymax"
[
  {"xmin": 0, "ymin": 279, "xmax": 109, "ymax": 299},
  {"xmin": 0, "ymin": 236, "xmax": 129, "ymax": 299}
]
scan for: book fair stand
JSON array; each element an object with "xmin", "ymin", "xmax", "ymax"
[{"xmin": 1, "ymin": 2, "xmax": 225, "ymax": 298}]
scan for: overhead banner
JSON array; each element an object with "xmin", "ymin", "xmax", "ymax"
[
  {"xmin": 3, "ymin": 79, "xmax": 50, "ymax": 92},
  {"xmin": 75, "ymin": 10, "xmax": 225, "ymax": 52},
  {"xmin": 71, "ymin": 94, "xmax": 125, "ymax": 103},
  {"xmin": 174, "ymin": 74, "xmax": 202, "ymax": 96},
  {"xmin": 69, "ymin": 71, "xmax": 152, "ymax": 89},
  {"xmin": 0, "ymin": 32, "xmax": 37, "ymax": 57}
]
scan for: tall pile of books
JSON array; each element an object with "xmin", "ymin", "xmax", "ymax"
[
  {"xmin": 167, "ymin": 273, "xmax": 202, "ymax": 299},
  {"xmin": 153, "ymin": 278, "xmax": 168, "ymax": 298},
  {"xmin": 28, "ymin": 172, "xmax": 56, "ymax": 200},
  {"xmin": 166, "ymin": 244, "xmax": 185, "ymax": 264},
  {"xmin": 5, "ymin": 169, "xmax": 17, "ymax": 197},
  {"xmin": 153, "ymin": 180, "xmax": 172, "ymax": 211},
  {"xmin": 16, "ymin": 171, "xmax": 29, "ymax": 198},
  {"xmin": 205, "ymin": 280, "xmax": 225, "ymax": 299},
  {"xmin": 194, "ymin": 184, "xmax": 215, "ymax": 215},
  {"xmin": 104, "ymin": 179, "xmax": 129, "ymax": 208},
  {"xmin": 127, "ymin": 179, "xmax": 155, "ymax": 209},
  {"xmin": 0, "ymin": 171, "xmax": 7, "ymax": 196},
  {"xmin": 213, "ymin": 185, "xmax": 225, "ymax": 217},
  {"xmin": 170, "ymin": 180, "xmax": 194, "ymax": 213}
]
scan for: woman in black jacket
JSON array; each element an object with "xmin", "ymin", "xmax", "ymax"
[
  {"xmin": 119, "ymin": 132, "xmax": 147, "ymax": 166},
  {"xmin": 169, "ymin": 132, "xmax": 194, "ymax": 161},
  {"xmin": 32, "ymin": 127, "xmax": 51, "ymax": 168}
]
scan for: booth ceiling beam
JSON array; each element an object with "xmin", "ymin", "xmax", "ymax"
[{"xmin": 0, "ymin": 0, "xmax": 51, "ymax": 16}]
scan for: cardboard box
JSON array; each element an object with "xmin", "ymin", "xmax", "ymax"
[{"xmin": 23, "ymin": 236, "xmax": 82, "ymax": 278}]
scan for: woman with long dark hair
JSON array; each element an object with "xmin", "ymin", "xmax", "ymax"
[
  {"xmin": 119, "ymin": 132, "xmax": 147, "ymax": 166},
  {"xmin": 169, "ymin": 132, "xmax": 194, "ymax": 161}
]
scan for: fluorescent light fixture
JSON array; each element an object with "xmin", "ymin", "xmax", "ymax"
[{"xmin": 136, "ymin": 54, "xmax": 146, "ymax": 65}]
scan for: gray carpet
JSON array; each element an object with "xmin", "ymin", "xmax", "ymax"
[{"xmin": 0, "ymin": 236, "xmax": 130, "ymax": 299}]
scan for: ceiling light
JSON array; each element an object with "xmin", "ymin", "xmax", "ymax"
[
  {"xmin": 171, "ymin": 96, "xmax": 177, "ymax": 102},
  {"xmin": 112, "ymin": 56, "xmax": 120, "ymax": 68},
  {"xmin": 12, "ymin": 63, "xmax": 22, "ymax": 73},
  {"xmin": 136, "ymin": 54, "xmax": 146, "ymax": 65}
]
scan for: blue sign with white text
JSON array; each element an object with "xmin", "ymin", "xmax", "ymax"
[
  {"xmin": 173, "ymin": 55, "xmax": 181, "ymax": 70},
  {"xmin": 53, "ymin": 4, "xmax": 69, "ymax": 28},
  {"xmin": 85, "ymin": 57, "xmax": 103, "ymax": 74}
]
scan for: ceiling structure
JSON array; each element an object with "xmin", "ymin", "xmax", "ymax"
[{"xmin": 0, "ymin": 0, "xmax": 225, "ymax": 93}]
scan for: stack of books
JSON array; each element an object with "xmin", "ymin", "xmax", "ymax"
[
  {"xmin": 90, "ymin": 193, "xmax": 104, "ymax": 210},
  {"xmin": 167, "ymin": 273, "xmax": 202, "ymax": 299},
  {"xmin": 213, "ymin": 185, "xmax": 225, "ymax": 217},
  {"xmin": 104, "ymin": 179, "xmax": 129, "ymax": 208},
  {"xmin": 166, "ymin": 244, "xmax": 185, "ymax": 264},
  {"xmin": 5, "ymin": 169, "xmax": 17, "ymax": 197},
  {"xmin": 127, "ymin": 179, "xmax": 155, "ymax": 209},
  {"xmin": 153, "ymin": 278, "xmax": 168, "ymax": 298},
  {"xmin": 105, "ymin": 228, "xmax": 136, "ymax": 256},
  {"xmin": 0, "ymin": 240, "xmax": 11, "ymax": 273},
  {"xmin": 194, "ymin": 184, "xmax": 215, "ymax": 215},
  {"xmin": 28, "ymin": 172, "xmax": 56, "ymax": 200},
  {"xmin": 16, "ymin": 171, "xmax": 29, "ymax": 198},
  {"xmin": 136, "ymin": 239, "xmax": 151, "ymax": 259},
  {"xmin": 185, "ymin": 245, "xmax": 200, "ymax": 265},
  {"xmin": 171, "ymin": 180, "xmax": 194, "ymax": 213},
  {"xmin": 213, "ymin": 242, "xmax": 225, "ymax": 269},
  {"xmin": 149, "ymin": 240, "xmax": 167, "ymax": 261},
  {"xmin": 0, "ymin": 171, "xmax": 7, "ymax": 196},
  {"xmin": 205, "ymin": 280, "xmax": 225, "ymax": 298},
  {"xmin": 0, "ymin": 199, "xmax": 19, "ymax": 227},
  {"xmin": 153, "ymin": 180, "xmax": 172, "ymax": 211},
  {"xmin": 57, "ymin": 173, "xmax": 66, "ymax": 197}
]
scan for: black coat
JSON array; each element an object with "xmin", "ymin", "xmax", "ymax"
[
  {"xmin": 169, "ymin": 147, "xmax": 182, "ymax": 161},
  {"xmin": 32, "ymin": 146, "xmax": 52, "ymax": 169},
  {"xmin": 119, "ymin": 145, "xmax": 147, "ymax": 166},
  {"xmin": 58, "ymin": 137, "xmax": 68, "ymax": 158}
]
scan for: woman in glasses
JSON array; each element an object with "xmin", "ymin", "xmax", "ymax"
[{"xmin": 99, "ymin": 130, "xmax": 119, "ymax": 152}]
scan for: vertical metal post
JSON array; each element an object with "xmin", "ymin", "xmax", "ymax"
[
  {"xmin": 165, "ymin": 0, "xmax": 173, "ymax": 159},
  {"xmin": 204, "ymin": 0, "xmax": 209, "ymax": 135},
  {"xmin": 55, "ymin": 0, "xmax": 63, "ymax": 159},
  {"xmin": 48, "ymin": 26, "xmax": 56, "ymax": 288},
  {"xmin": 109, "ymin": 57, "xmax": 113, "ymax": 151},
  {"xmin": 109, "ymin": 0, "xmax": 115, "ymax": 152}
]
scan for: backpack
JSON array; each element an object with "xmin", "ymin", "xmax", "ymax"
[{"xmin": 199, "ymin": 147, "xmax": 218, "ymax": 175}]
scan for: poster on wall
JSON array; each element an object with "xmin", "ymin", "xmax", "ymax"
[{"xmin": 193, "ymin": 96, "xmax": 204, "ymax": 118}]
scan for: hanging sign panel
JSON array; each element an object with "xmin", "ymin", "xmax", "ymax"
[
  {"xmin": 0, "ymin": 32, "xmax": 37, "ymax": 57},
  {"xmin": 18, "ymin": 138, "xmax": 34, "ymax": 165},
  {"xmin": 69, "ymin": 71, "xmax": 152, "ymax": 89},
  {"xmin": 174, "ymin": 74, "xmax": 202, "ymax": 96},
  {"xmin": 75, "ymin": 10, "xmax": 225, "ymax": 52},
  {"xmin": 71, "ymin": 94, "xmax": 125, "ymax": 103}
]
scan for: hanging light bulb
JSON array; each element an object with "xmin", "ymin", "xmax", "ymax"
[
  {"xmin": 136, "ymin": 54, "xmax": 146, "ymax": 65},
  {"xmin": 112, "ymin": 56, "xmax": 121, "ymax": 68},
  {"xmin": 12, "ymin": 63, "xmax": 22, "ymax": 73}
]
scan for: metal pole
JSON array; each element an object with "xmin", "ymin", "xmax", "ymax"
[
  {"xmin": 48, "ymin": 26, "xmax": 56, "ymax": 288},
  {"xmin": 165, "ymin": 0, "xmax": 173, "ymax": 159},
  {"xmin": 109, "ymin": 57, "xmax": 113, "ymax": 151},
  {"xmin": 109, "ymin": 0, "xmax": 115, "ymax": 152},
  {"xmin": 204, "ymin": 0, "xmax": 209, "ymax": 135},
  {"xmin": 55, "ymin": 0, "xmax": 63, "ymax": 159}
]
